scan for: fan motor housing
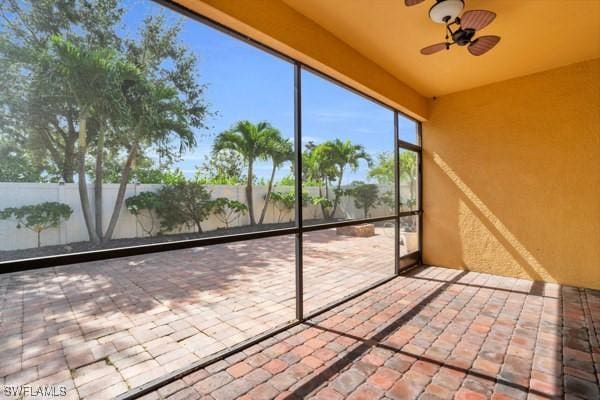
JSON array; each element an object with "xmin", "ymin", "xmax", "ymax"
[{"xmin": 452, "ymin": 28, "xmax": 475, "ymax": 46}]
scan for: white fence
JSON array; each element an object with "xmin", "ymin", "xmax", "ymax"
[{"xmin": 0, "ymin": 182, "xmax": 407, "ymax": 251}]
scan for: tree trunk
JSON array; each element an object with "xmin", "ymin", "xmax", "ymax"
[
  {"xmin": 195, "ymin": 220, "xmax": 203, "ymax": 233},
  {"xmin": 37, "ymin": 231, "xmax": 41, "ymax": 248},
  {"xmin": 259, "ymin": 163, "xmax": 277, "ymax": 224},
  {"xmin": 318, "ymin": 185, "xmax": 328, "ymax": 219},
  {"xmin": 246, "ymin": 160, "xmax": 256, "ymax": 225},
  {"xmin": 63, "ymin": 112, "xmax": 78, "ymax": 183},
  {"xmin": 94, "ymin": 129, "xmax": 104, "ymax": 240},
  {"xmin": 63, "ymin": 138, "xmax": 76, "ymax": 183},
  {"xmin": 77, "ymin": 116, "xmax": 99, "ymax": 243},
  {"xmin": 331, "ymin": 169, "xmax": 344, "ymax": 218},
  {"xmin": 324, "ymin": 178, "xmax": 332, "ymax": 219},
  {"xmin": 103, "ymin": 144, "xmax": 137, "ymax": 242}
]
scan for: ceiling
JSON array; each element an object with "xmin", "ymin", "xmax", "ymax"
[{"xmin": 281, "ymin": 0, "xmax": 600, "ymax": 97}]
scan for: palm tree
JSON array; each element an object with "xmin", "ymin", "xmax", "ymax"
[
  {"xmin": 47, "ymin": 21, "xmax": 207, "ymax": 243},
  {"xmin": 47, "ymin": 35, "xmax": 137, "ymax": 243},
  {"xmin": 324, "ymin": 139, "xmax": 372, "ymax": 218},
  {"xmin": 259, "ymin": 136, "xmax": 293, "ymax": 224},
  {"xmin": 104, "ymin": 80, "xmax": 198, "ymax": 241},
  {"xmin": 303, "ymin": 143, "xmax": 336, "ymax": 218},
  {"xmin": 213, "ymin": 121, "xmax": 280, "ymax": 225}
]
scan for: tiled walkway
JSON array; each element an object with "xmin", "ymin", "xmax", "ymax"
[
  {"xmin": 0, "ymin": 228, "xmax": 395, "ymax": 399},
  {"xmin": 139, "ymin": 266, "xmax": 600, "ymax": 400}
]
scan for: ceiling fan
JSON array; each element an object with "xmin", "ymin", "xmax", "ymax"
[{"xmin": 405, "ymin": 0, "xmax": 501, "ymax": 56}]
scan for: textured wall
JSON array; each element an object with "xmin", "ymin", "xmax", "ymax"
[{"xmin": 422, "ymin": 59, "xmax": 600, "ymax": 289}]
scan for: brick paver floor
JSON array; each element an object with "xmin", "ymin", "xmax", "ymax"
[
  {"xmin": 137, "ymin": 266, "xmax": 600, "ymax": 400},
  {"xmin": 0, "ymin": 228, "xmax": 395, "ymax": 399}
]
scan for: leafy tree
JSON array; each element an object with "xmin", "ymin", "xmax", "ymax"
[
  {"xmin": 399, "ymin": 151, "xmax": 417, "ymax": 210},
  {"xmin": 346, "ymin": 181, "xmax": 379, "ymax": 218},
  {"xmin": 276, "ymin": 175, "xmax": 295, "ymax": 186},
  {"xmin": 160, "ymin": 169, "xmax": 187, "ymax": 185},
  {"xmin": 211, "ymin": 198, "xmax": 248, "ymax": 228},
  {"xmin": 0, "ymin": 140, "xmax": 49, "ymax": 182},
  {"xmin": 364, "ymin": 150, "xmax": 418, "ymax": 211},
  {"xmin": 104, "ymin": 14, "xmax": 209, "ymax": 242},
  {"xmin": 89, "ymin": 153, "xmax": 173, "ymax": 184},
  {"xmin": 364, "ymin": 151, "xmax": 418, "ymax": 210},
  {"xmin": 45, "ymin": 34, "xmax": 138, "ymax": 242},
  {"xmin": 125, "ymin": 191, "xmax": 161, "ymax": 236},
  {"xmin": 368, "ymin": 152, "xmax": 394, "ymax": 184},
  {"xmin": 0, "ymin": 0, "xmax": 125, "ymax": 183},
  {"xmin": 0, "ymin": 202, "xmax": 72, "ymax": 247},
  {"xmin": 213, "ymin": 121, "xmax": 280, "ymax": 225},
  {"xmin": 379, "ymin": 190, "xmax": 395, "ymax": 213},
  {"xmin": 259, "ymin": 135, "xmax": 293, "ymax": 224},
  {"xmin": 1, "ymin": 2, "xmax": 209, "ymax": 244},
  {"xmin": 196, "ymin": 149, "xmax": 246, "ymax": 185},
  {"xmin": 156, "ymin": 181, "xmax": 213, "ymax": 233}
]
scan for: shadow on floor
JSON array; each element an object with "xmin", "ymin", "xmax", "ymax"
[{"xmin": 282, "ymin": 268, "xmax": 599, "ymax": 399}]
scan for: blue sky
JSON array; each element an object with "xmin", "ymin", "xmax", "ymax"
[{"xmin": 122, "ymin": 0, "xmax": 418, "ymax": 183}]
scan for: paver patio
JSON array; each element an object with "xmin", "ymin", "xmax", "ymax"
[
  {"xmin": 137, "ymin": 267, "xmax": 600, "ymax": 400},
  {"xmin": 3, "ymin": 237, "xmax": 598, "ymax": 400},
  {"xmin": 0, "ymin": 227, "xmax": 395, "ymax": 399},
  {"xmin": 137, "ymin": 266, "xmax": 600, "ymax": 400}
]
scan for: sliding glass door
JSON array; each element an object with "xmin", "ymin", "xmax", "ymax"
[{"xmin": 397, "ymin": 117, "xmax": 422, "ymax": 269}]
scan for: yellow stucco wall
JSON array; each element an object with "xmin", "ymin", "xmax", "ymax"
[{"xmin": 422, "ymin": 59, "xmax": 600, "ymax": 289}]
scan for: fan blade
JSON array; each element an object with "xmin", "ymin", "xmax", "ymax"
[
  {"xmin": 468, "ymin": 35, "xmax": 500, "ymax": 56},
  {"xmin": 421, "ymin": 42, "xmax": 449, "ymax": 55},
  {"xmin": 461, "ymin": 10, "xmax": 496, "ymax": 31},
  {"xmin": 405, "ymin": 0, "xmax": 426, "ymax": 6}
]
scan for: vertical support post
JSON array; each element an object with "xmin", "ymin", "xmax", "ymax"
[
  {"xmin": 394, "ymin": 112, "xmax": 400, "ymax": 275},
  {"xmin": 417, "ymin": 122, "xmax": 424, "ymax": 265},
  {"xmin": 294, "ymin": 63, "xmax": 304, "ymax": 321}
]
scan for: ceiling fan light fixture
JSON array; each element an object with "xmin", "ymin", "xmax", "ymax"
[{"xmin": 429, "ymin": 0, "xmax": 464, "ymax": 24}]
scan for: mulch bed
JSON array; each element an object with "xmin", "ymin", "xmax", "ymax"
[{"xmin": 0, "ymin": 221, "xmax": 296, "ymax": 262}]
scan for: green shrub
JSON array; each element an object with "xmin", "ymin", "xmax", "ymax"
[
  {"xmin": 156, "ymin": 181, "xmax": 213, "ymax": 233},
  {"xmin": 310, "ymin": 196, "xmax": 332, "ymax": 219},
  {"xmin": 211, "ymin": 198, "xmax": 248, "ymax": 228},
  {"xmin": 269, "ymin": 191, "xmax": 295, "ymax": 223},
  {"xmin": 268, "ymin": 191, "xmax": 311, "ymax": 223},
  {"xmin": 379, "ymin": 190, "xmax": 394, "ymax": 213},
  {"xmin": 345, "ymin": 181, "xmax": 379, "ymax": 218},
  {"xmin": 125, "ymin": 191, "xmax": 161, "ymax": 236}
]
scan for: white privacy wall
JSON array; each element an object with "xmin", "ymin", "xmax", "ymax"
[{"xmin": 0, "ymin": 182, "xmax": 404, "ymax": 251}]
